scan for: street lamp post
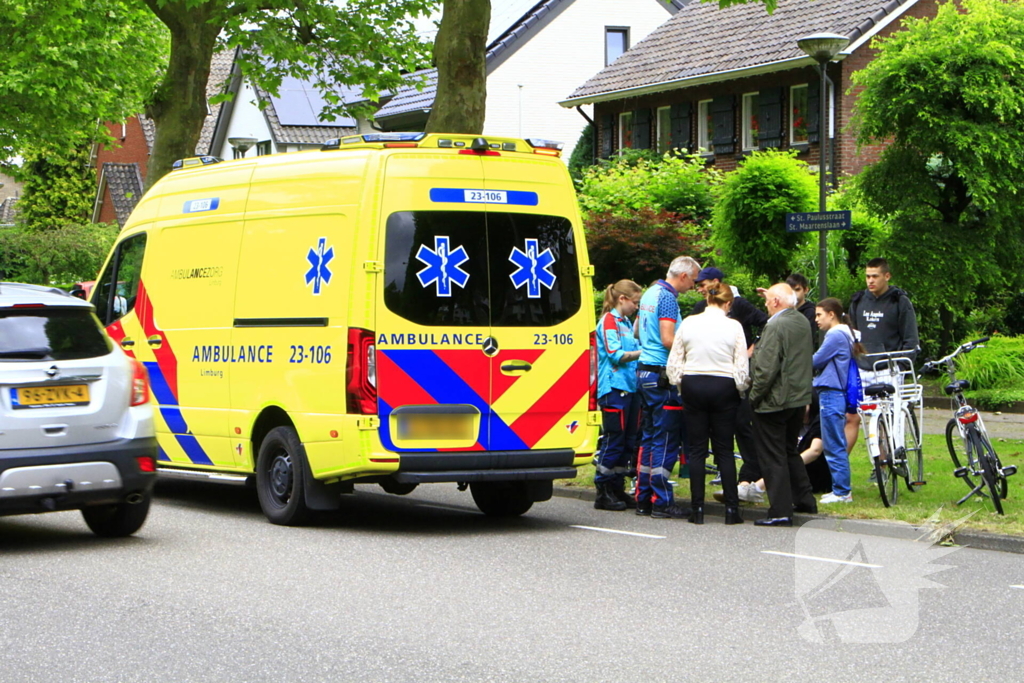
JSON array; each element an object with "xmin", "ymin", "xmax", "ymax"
[
  {"xmin": 228, "ymin": 136, "xmax": 258, "ymax": 159},
  {"xmin": 797, "ymin": 33, "xmax": 849, "ymax": 301}
]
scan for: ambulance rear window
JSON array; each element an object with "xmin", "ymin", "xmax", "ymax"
[{"xmin": 384, "ymin": 211, "xmax": 581, "ymax": 327}]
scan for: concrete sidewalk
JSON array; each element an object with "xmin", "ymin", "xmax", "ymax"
[{"xmin": 920, "ymin": 406, "xmax": 1024, "ymax": 440}]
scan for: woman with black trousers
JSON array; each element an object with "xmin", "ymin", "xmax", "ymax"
[{"xmin": 667, "ymin": 283, "xmax": 750, "ymax": 524}]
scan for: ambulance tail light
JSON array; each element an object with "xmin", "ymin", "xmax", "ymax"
[
  {"xmin": 589, "ymin": 331, "xmax": 598, "ymax": 411},
  {"xmin": 129, "ymin": 358, "xmax": 150, "ymax": 406},
  {"xmin": 346, "ymin": 328, "xmax": 377, "ymax": 414}
]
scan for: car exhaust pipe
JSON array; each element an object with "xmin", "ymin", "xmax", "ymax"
[{"xmin": 125, "ymin": 492, "xmax": 145, "ymax": 505}]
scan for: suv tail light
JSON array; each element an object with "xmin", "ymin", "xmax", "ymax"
[
  {"xmin": 346, "ymin": 327, "xmax": 377, "ymax": 414},
  {"xmin": 130, "ymin": 358, "xmax": 150, "ymax": 406},
  {"xmin": 589, "ymin": 331, "xmax": 598, "ymax": 411}
]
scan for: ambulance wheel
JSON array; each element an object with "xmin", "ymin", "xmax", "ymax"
[
  {"xmin": 256, "ymin": 426, "xmax": 311, "ymax": 526},
  {"xmin": 470, "ymin": 481, "xmax": 534, "ymax": 517}
]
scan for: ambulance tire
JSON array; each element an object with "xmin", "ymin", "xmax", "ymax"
[
  {"xmin": 256, "ymin": 426, "xmax": 311, "ymax": 526},
  {"xmin": 469, "ymin": 481, "xmax": 534, "ymax": 517}
]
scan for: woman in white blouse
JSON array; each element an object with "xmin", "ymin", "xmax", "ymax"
[{"xmin": 667, "ymin": 283, "xmax": 750, "ymax": 525}]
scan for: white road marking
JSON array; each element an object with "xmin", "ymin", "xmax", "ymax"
[
  {"xmin": 570, "ymin": 525, "xmax": 666, "ymax": 539},
  {"xmin": 762, "ymin": 550, "xmax": 883, "ymax": 569},
  {"xmin": 416, "ymin": 503, "xmax": 479, "ymax": 514},
  {"xmin": 1011, "ymin": 585, "xmax": 1024, "ymax": 590}
]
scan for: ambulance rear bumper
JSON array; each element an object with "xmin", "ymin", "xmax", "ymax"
[{"xmin": 392, "ymin": 448, "xmax": 578, "ymax": 483}]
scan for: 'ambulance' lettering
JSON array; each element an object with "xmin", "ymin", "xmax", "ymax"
[
  {"xmin": 376, "ymin": 332, "xmax": 485, "ymax": 346},
  {"xmin": 192, "ymin": 345, "xmax": 275, "ymax": 363}
]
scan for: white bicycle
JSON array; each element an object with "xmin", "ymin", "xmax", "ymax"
[{"xmin": 857, "ymin": 350, "xmax": 924, "ymax": 507}]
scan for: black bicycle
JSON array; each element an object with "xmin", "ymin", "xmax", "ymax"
[{"xmin": 922, "ymin": 337, "xmax": 1017, "ymax": 515}]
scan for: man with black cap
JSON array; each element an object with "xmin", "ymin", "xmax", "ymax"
[{"xmin": 691, "ymin": 267, "xmax": 768, "ymax": 504}]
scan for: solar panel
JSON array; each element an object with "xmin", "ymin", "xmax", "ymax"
[{"xmin": 270, "ymin": 76, "xmax": 357, "ymax": 127}]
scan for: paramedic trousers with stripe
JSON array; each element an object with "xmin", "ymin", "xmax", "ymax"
[
  {"xmin": 595, "ymin": 390, "xmax": 640, "ymax": 484},
  {"xmin": 637, "ymin": 368, "xmax": 685, "ymax": 506}
]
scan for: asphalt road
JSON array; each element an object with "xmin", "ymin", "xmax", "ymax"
[{"xmin": 2, "ymin": 480, "xmax": 1022, "ymax": 683}]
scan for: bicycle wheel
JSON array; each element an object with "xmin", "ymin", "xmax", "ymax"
[
  {"xmin": 874, "ymin": 414, "xmax": 899, "ymax": 507},
  {"xmin": 969, "ymin": 429, "xmax": 1006, "ymax": 514},
  {"xmin": 946, "ymin": 418, "xmax": 982, "ymax": 492},
  {"xmin": 901, "ymin": 406, "xmax": 923, "ymax": 491}
]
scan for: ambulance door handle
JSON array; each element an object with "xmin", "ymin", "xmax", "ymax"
[
  {"xmin": 120, "ymin": 338, "xmax": 135, "ymax": 348},
  {"xmin": 147, "ymin": 335, "xmax": 164, "ymax": 349},
  {"xmin": 500, "ymin": 360, "xmax": 532, "ymax": 376}
]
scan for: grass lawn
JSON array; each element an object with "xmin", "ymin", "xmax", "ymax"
[{"xmin": 564, "ymin": 433, "xmax": 1024, "ymax": 536}]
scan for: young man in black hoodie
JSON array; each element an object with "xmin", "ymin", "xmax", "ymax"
[
  {"xmin": 787, "ymin": 272, "xmax": 818, "ymax": 349},
  {"xmin": 848, "ymin": 258, "xmax": 920, "ymax": 473}
]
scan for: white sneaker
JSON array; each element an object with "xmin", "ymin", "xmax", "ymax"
[
  {"xmin": 738, "ymin": 483, "xmax": 765, "ymax": 504},
  {"xmin": 820, "ymin": 492, "xmax": 853, "ymax": 504}
]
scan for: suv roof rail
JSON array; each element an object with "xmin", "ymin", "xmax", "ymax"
[{"xmin": 0, "ymin": 282, "xmax": 72, "ymax": 297}]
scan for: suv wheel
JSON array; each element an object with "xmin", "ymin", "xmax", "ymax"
[
  {"xmin": 81, "ymin": 492, "xmax": 152, "ymax": 537},
  {"xmin": 256, "ymin": 426, "xmax": 311, "ymax": 526}
]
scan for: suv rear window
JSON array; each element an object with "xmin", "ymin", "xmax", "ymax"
[
  {"xmin": 0, "ymin": 308, "xmax": 112, "ymax": 361},
  {"xmin": 384, "ymin": 210, "xmax": 581, "ymax": 327}
]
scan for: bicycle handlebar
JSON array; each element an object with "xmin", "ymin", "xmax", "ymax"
[
  {"xmin": 971, "ymin": 336, "xmax": 991, "ymax": 346},
  {"xmin": 928, "ymin": 337, "xmax": 990, "ymax": 371}
]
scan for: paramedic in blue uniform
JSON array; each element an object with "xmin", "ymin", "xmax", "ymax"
[
  {"xmin": 593, "ymin": 279, "xmax": 643, "ymax": 511},
  {"xmin": 636, "ymin": 256, "xmax": 701, "ymax": 518}
]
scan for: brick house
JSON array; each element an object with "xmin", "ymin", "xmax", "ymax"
[{"xmin": 560, "ymin": 0, "xmax": 940, "ymax": 179}]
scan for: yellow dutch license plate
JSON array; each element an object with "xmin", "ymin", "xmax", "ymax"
[
  {"xmin": 399, "ymin": 414, "xmax": 474, "ymax": 441},
  {"xmin": 13, "ymin": 384, "xmax": 90, "ymax": 409}
]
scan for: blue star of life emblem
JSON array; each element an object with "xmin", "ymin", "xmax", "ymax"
[
  {"xmin": 509, "ymin": 238, "xmax": 556, "ymax": 298},
  {"xmin": 305, "ymin": 237, "xmax": 334, "ymax": 295},
  {"xmin": 415, "ymin": 236, "xmax": 470, "ymax": 297}
]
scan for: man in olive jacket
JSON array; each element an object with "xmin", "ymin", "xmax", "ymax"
[{"xmin": 749, "ymin": 283, "xmax": 816, "ymax": 526}]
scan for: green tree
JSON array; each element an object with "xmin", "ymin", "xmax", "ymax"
[
  {"xmin": 425, "ymin": 0, "xmax": 490, "ymax": 134},
  {"xmin": 0, "ymin": 0, "xmax": 167, "ymax": 161},
  {"xmin": 712, "ymin": 149, "xmax": 817, "ymax": 282},
  {"xmin": 15, "ymin": 143, "xmax": 95, "ymax": 231},
  {"xmin": 850, "ymin": 0, "xmax": 1024, "ymax": 352},
  {"xmin": 0, "ymin": 223, "xmax": 119, "ymax": 286}
]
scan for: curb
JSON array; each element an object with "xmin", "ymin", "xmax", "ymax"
[{"xmin": 553, "ymin": 486, "xmax": 1024, "ymax": 554}]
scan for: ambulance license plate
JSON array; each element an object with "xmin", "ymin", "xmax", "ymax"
[
  {"xmin": 398, "ymin": 414, "xmax": 475, "ymax": 441},
  {"xmin": 11, "ymin": 384, "xmax": 90, "ymax": 409}
]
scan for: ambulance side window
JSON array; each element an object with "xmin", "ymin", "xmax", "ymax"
[
  {"xmin": 488, "ymin": 213, "xmax": 581, "ymax": 327},
  {"xmin": 383, "ymin": 211, "xmax": 490, "ymax": 327},
  {"xmin": 93, "ymin": 234, "xmax": 147, "ymax": 326}
]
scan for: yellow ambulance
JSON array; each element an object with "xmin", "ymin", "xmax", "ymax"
[{"xmin": 91, "ymin": 133, "xmax": 600, "ymax": 525}]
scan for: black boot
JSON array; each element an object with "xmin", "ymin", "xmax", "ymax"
[
  {"xmin": 688, "ymin": 504, "xmax": 704, "ymax": 525},
  {"xmin": 594, "ymin": 482, "xmax": 627, "ymax": 511},
  {"xmin": 610, "ymin": 478, "xmax": 636, "ymax": 509},
  {"xmin": 724, "ymin": 506, "xmax": 744, "ymax": 525}
]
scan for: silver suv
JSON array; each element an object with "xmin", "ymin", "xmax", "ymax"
[{"xmin": 0, "ymin": 282, "xmax": 157, "ymax": 536}]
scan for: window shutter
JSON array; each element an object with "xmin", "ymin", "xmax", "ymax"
[
  {"xmin": 600, "ymin": 113, "xmax": 614, "ymax": 158},
  {"xmin": 758, "ymin": 87, "xmax": 785, "ymax": 149},
  {"xmin": 632, "ymin": 109, "xmax": 651, "ymax": 150},
  {"xmin": 807, "ymin": 79, "xmax": 820, "ymax": 144},
  {"xmin": 670, "ymin": 103, "xmax": 692, "ymax": 153},
  {"xmin": 711, "ymin": 96, "xmax": 735, "ymax": 155}
]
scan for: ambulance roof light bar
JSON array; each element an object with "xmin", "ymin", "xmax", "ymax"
[
  {"xmin": 525, "ymin": 138, "xmax": 564, "ymax": 157},
  {"xmin": 171, "ymin": 156, "xmax": 223, "ymax": 170},
  {"xmin": 321, "ymin": 132, "xmax": 426, "ymax": 150}
]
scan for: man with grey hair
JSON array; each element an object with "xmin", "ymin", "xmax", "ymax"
[
  {"xmin": 635, "ymin": 255, "xmax": 700, "ymax": 518},
  {"xmin": 749, "ymin": 283, "xmax": 816, "ymax": 526}
]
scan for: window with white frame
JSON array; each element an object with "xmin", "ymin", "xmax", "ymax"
[
  {"xmin": 742, "ymin": 92, "xmax": 760, "ymax": 151},
  {"xmin": 790, "ymin": 85, "xmax": 809, "ymax": 145},
  {"xmin": 256, "ymin": 140, "xmax": 273, "ymax": 156},
  {"xmin": 656, "ymin": 107, "xmax": 672, "ymax": 153},
  {"xmin": 697, "ymin": 100, "xmax": 713, "ymax": 153},
  {"xmin": 618, "ymin": 111, "xmax": 634, "ymax": 151}
]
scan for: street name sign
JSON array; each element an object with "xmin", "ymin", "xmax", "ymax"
[{"xmin": 785, "ymin": 210, "xmax": 852, "ymax": 233}]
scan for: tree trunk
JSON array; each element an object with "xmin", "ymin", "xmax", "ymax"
[
  {"xmin": 143, "ymin": 1, "xmax": 221, "ymax": 191},
  {"xmin": 425, "ymin": 0, "xmax": 490, "ymax": 134}
]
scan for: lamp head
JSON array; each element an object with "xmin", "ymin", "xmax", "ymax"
[{"xmin": 797, "ymin": 33, "xmax": 850, "ymax": 63}]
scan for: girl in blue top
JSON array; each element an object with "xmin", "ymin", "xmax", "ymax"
[
  {"xmin": 594, "ymin": 279, "xmax": 642, "ymax": 511},
  {"xmin": 812, "ymin": 298, "xmax": 861, "ymax": 504}
]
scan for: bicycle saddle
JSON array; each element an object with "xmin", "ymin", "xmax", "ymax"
[
  {"xmin": 864, "ymin": 383, "xmax": 896, "ymax": 398},
  {"xmin": 944, "ymin": 379, "xmax": 970, "ymax": 395}
]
